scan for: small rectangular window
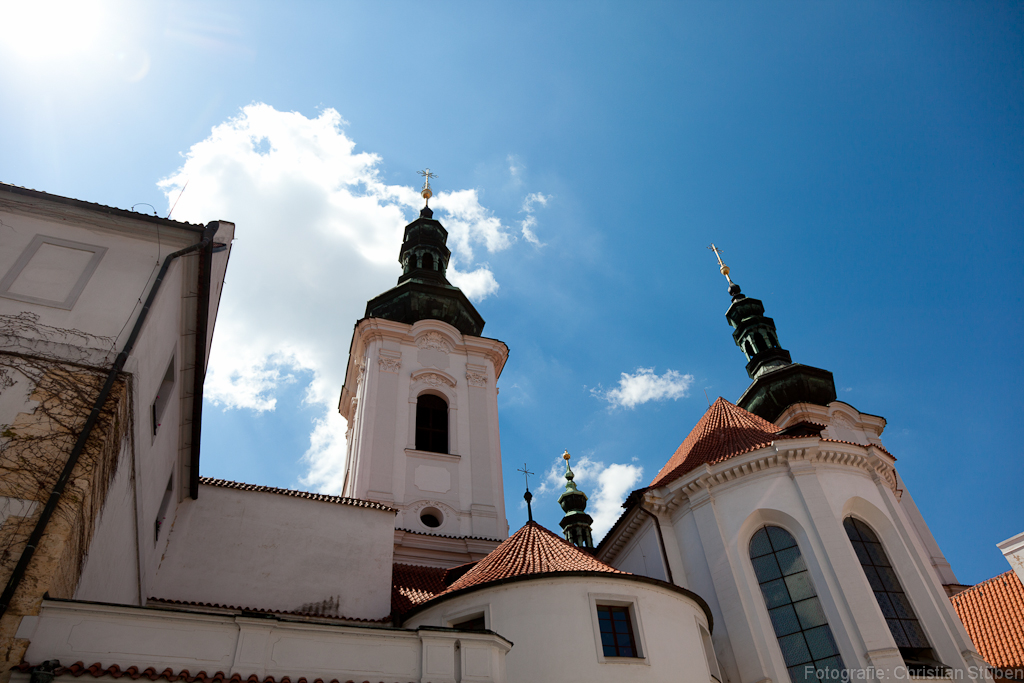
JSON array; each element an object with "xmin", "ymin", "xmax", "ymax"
[
  {"xmin": 597, "ymin": 605, "xmax": 639, "ymax": 658},
  {"xmin": 151, "ymin": 356, "xmax": 175, "ymax": 436},
  {"xmin": 452, "ymin": 614, "xmax": 486, "ymax": 631}
]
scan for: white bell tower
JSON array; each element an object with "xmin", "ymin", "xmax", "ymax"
[{"xmin": 338, "ymin": 188, "xmax": 509, "ymax": 565}]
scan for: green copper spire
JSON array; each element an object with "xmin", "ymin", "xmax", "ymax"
[
  {"xmin": 364, "ymin": 169, "xmax": 486, "ymax": 336},
  {"xmin": 558, "ymin": 450, "xmax": 594, "ymax": 549},
  {"xmin": 709, "ymin": 245, "xmax": 837, "ymax": 423}
]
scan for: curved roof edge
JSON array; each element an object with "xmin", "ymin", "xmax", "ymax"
[{"xmin": 399, "ymin": 569, "xmax": 714, "ymax": 633}]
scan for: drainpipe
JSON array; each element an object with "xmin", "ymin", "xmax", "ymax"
[
  {"xmin": 188, "ymin": 225, "xmax": 215, "ymax": 499},
  {"xmin": 637, "ymin": 503, "xmax": 675, "ymax": 585},
  {"xmin": 0, "ymin": 222, "xmax": 219, "ymax": 619}
]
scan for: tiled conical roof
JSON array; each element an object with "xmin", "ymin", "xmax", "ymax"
[
  {"xmin": 444, "ymin": 522, "xmax": 625, "ymax": 594},
  {"xmin": 650, "ymin": 397, "xmax": 784, "ymax": 487}
]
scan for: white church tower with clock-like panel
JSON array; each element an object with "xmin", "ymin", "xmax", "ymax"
[{"xmin": 338, "ymin": 177, "xmax": 509, "ymax": 566}]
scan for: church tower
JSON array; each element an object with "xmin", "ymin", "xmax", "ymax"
[
  {"xmin": 709, "ymin": 244, "xmax": 837, "ymax": 422},
  {"xmin": 338, "ymin": 174, "xmax": 509, "ymax": 565}
]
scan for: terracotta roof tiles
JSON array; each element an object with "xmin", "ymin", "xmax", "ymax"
[
  {"xmin": 650, "ymin": 397, "xmax": 788, "ymax": 487},
  {"xmin": 391, "ymin": 564, "xmax": 448, "ymax": 614},
  {"xmin": 199, "ymin": 478, "xmax": 397, "ymax": 512},
  {"xmin": 442, "ymin": 522, "xmax": 625, "ymax": 594},
  {"xmin": 950, "ymin": 570, "xmax": 1024, "ymax": 676},
  {"xmin": 14, "ymin": 661, "xmax": 408, "ymax": 683}
]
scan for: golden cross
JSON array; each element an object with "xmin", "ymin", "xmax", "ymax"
[{"xmin": 707, "ymin": 243, "xmax": 734, "ymax": 284}]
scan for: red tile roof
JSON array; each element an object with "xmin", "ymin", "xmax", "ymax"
[
  {"xmin": 13, "ymin": 661, "xmax": 405, "ymax": 683},
  {"xmin": 391, "ymin": 563, "xmax": 448, "ymax": 615},
  {"xmin": 146, "ymin": 598, "xmax": 389, "ymax": 623},
  {"xmin": 650, "ymin": 397, "xmax": 786, "ymax": 487},
  {"xmin": 199, "ymin": 478, "xmax": 396, "ymax": 512},
  {"xmin": 442, "ymin": 522, "xmax": 625, "ymax": 594},
  {"xmin": 950, "ymin": 570, "xmax": 1024, "ymax": 675}
]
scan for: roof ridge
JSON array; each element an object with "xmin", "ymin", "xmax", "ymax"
[
  {"xmin": 198, "ymin": 477, "xmax": 397, "ymax": 512},
  {"xmin": 441, "ymin": 521, "xmax": 625, "ymax": 596}
]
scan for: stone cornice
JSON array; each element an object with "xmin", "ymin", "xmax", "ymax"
[{"xmin": 601, "ymin": 436, "xmax": 902, "ymax": 562}]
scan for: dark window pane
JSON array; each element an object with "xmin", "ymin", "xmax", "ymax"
[
  {"xmin": 887, "ymin": 619, "xmax": 910, "ymax": 648},
  {"xmin": 866, "ymin": 543, "xmax": 890, "ymax": 567},
  {"xmin": 761, "ymin": 578, "xmax": 791, "ymax": 609},
  {"xmin": 790, "ymin": 665, "xmax": 818, "ymax": 683},
  {"xmin": 776, "ymin": 547, "xmax": 808, "ymax": 576},
  {"xmin": 794, "ymin": 598, "xmax": 828, "ymax": 629},
  {"xmin": 843, "ymin": 518, "xmax": 862, "ymax": 541},
  {"xmin": 853, "ymin": 519, "xmax": 880, "ymax": 544},
  {"xmin": 768, "ymin": 526, "xmax": 798, "ymax": 551},
  {"xmin": 778, "ymin": 633, "xmax": 812, "ymax": 667},
  {"xmin": 816, "ymin": 656, "xmax": 844, "ymax": 678},
  {"xmin": 753, "ymin": 555, "xmax": 783, "ymax": 582},
  {"xmin": 877, "ymin": 567, "xmax": 901, "ymax": 592},
  {"xmin": 804, "ymin": 625, "xmax": 839, "ymax": 659},
  {"xmin": 890, "ymin": 593, "xmax": 916, "ymax": 620},
  {"xmin": 415, "ymin": 394, "xmax": 448, "ymax": 454},
  {"xmin": 874, "ymin": 592, "xmax": 897, "ymax": 618},
  {"xmin": 601, "ymin": 632, "xmax": 614, "ymax": 647},
  {"xmin": 769, "ymin": 605, "xmax": 802, "ymax": 637},
  {"xmin": 790, "ymin": 663, "xmax": 815, "ymax": 683},
  {"xmin": 616, "ymin": 632, "xmax": 633, "ymax": 647},
  {"xmin": 785, "ymin": 572, "xmax": 816, "ymax": 602},
  {"xmin": 851, "ymin": 541, "xmax": 872, "ymax": 566},
  {"xmin": 603, "ymin": 644, "xmax": 616, "ymax": 657},
  {"xmin": 750, "ymin": 528, "xmax": 774, "ymax": 558},
  {"xmin": 902, "ymin": 620, "xmax": 930, "ymax": 648},
  {"xmin": 862, "ymin": 566, "xmax": 884, "ymax": 592}
]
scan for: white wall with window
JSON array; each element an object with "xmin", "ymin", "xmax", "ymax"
[{"xmin": 404, "ymin": 574, "xmax": 715, "ymax": 683}]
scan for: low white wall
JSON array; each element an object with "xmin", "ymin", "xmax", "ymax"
[
  {"xmin": 406, "ymin": 574, "xmax": 712, "ymax": 683},
  {"xmin": 149, "ymin": 484, "xmax": 395, "ymax": 620},
  {"xmin": 16, "ymin": 600, "xmax": 510, "ymax": 683}
]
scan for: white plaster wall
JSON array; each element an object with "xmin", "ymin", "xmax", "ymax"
[
  {"xmin": 0, "ymin": 203, "xmax": 197, "ymax": 345},
  {"xmin": 149, "ymin": 484, "xmax": 396, "ymax": 619},
  {"xmin": 74, "ymin": 439, "xmax": 140, "ymax": 605},
  {"xmin": 341, "ymin": 318, "xmax": 509, "ymax": 542},
  {"xmin": 612, "ymin": 519, "xmax": 667, "ymax": 581},
  {"xmin": 17, "ymin": 600, "xmax": 510, "ymax": 683},
  {"xmin": 406, "ymin": 575, "xmax": 712, "ymax": 683}
]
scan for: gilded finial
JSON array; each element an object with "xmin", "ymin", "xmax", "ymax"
[
  {"xmin": 708, "ymin": 243, "xmax": 744, "ymax": 300},
  {"xmin": 417, "ymin": 168, "xmax": 437, "ymax": 208}
]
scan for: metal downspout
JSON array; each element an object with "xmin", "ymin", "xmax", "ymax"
[{"xmin": 0, "ymin": 222, "xmax": 219, "ymax": 618}]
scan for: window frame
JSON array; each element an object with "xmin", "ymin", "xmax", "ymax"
[
  {"xmin": 444, "ymin": 604, "xmax": 491, "ymax": 632},
  {"xmin": 748, "ymin": 524, "xmax": 845, "ymax": 683},
  {"xmin": 415, "ymin": 392, "xmax": 449, "ymax": 454},
  {"xmin": 588, "ymin": 592, "xmax": 649, "ymax": 666}
]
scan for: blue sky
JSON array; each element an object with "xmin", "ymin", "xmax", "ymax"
[{"xmin": 1, "ymin": 1, "xmax": 1021, "ymax": 585}]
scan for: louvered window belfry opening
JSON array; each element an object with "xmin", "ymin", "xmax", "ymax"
[
  {"xmin": 843, "ymin": 518, "xmax": 946, "ymax": 676},
  {"xmin": 749, "ymin": 525, "xmax": 844, "ymax": 683},
  {"xmin": 597, "ymin": 605, "xmax": 639, "ymax": 658},
  {"xmin": 415, "ymin": 393, "xmax": 449, "ymax": 454}
]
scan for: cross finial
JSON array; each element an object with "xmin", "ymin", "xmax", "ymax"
[
  {"xmin": 708, "ymin": 243, "xmax": 744, "ymax": 300},
  {"xmin": 517, "ymin": 463, "xmax": 535, "ymax": 522},
  {"xmin": 417, "ymin": 168, "xmax": 438, "ymax": 207}
]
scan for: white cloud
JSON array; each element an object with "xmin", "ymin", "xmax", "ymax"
[
  {"xmin": 536, "ymin": 453, "xmax": 642, "ymax": 539},
  {"xmin": 592, "ymin": 367, "xmax": 694, "ymax": 409},
  {"xmin": 159, "ymin": 103, "xmax": 514, "ymax": 493},
  {"xmin": 519, "ymin": 192, "xmax": 551, "ymax": 246}
]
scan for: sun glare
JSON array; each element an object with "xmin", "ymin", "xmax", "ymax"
[{"xmin": 0, "ymin": 0, "xmax": 106, "ymax": 61}]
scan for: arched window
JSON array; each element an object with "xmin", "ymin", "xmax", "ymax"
[
  {"xmin": 415, "ymin": 394, "xmax": 448, "ymax": 454},
  {"xmin": 843, "ymin": 518, "xmax": 940, "ymax": 673},
  {"xmin": 422, "ymin": 253, "xmax": 434, "ymax": 271},
  {"xmin": 750, "ymin": 525, "xmax": 844, "ymax": 683}
]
